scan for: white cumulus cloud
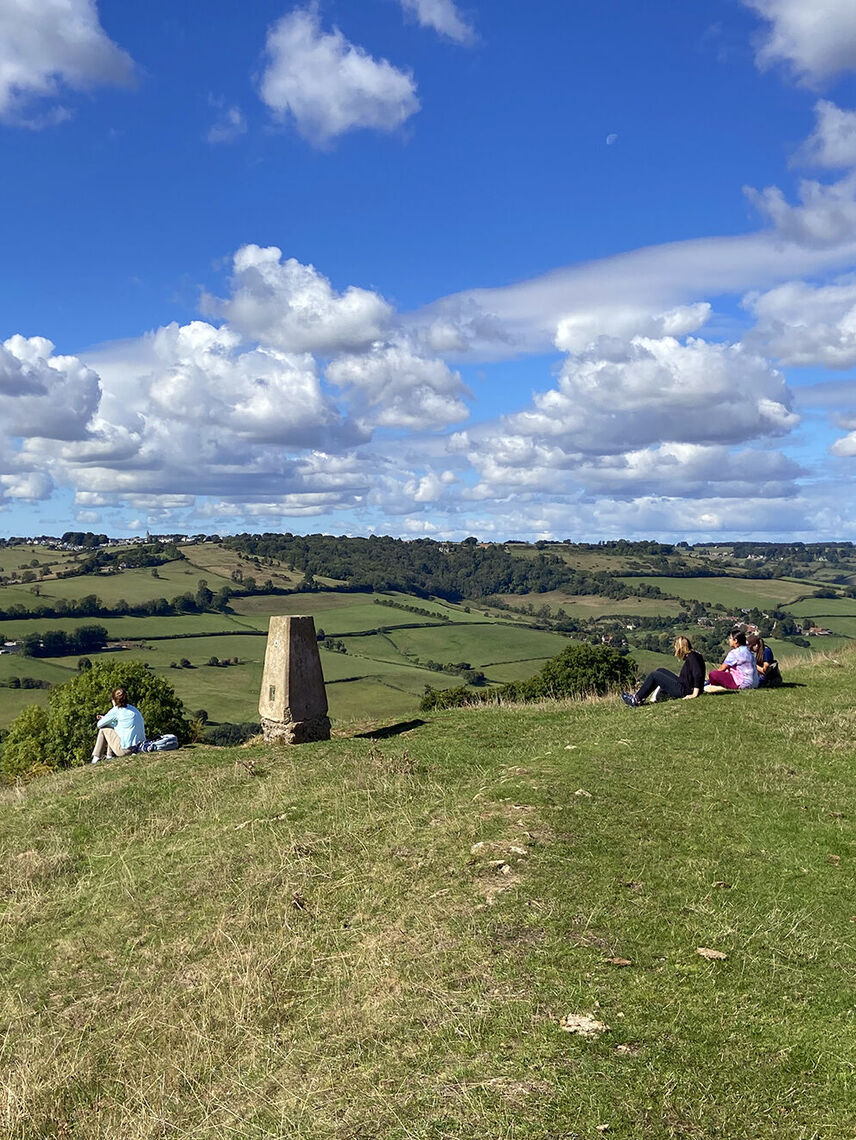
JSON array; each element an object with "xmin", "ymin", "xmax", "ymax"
[
  {"xmin": 397, "ymin": 0, "xmax": 475, "ymax": 44},
  {"xmin": 0, "ymin": 0, "xmax": 134, "ymax": 125},
  {"xmin": 35, "ymin": 318, "xmax": 366, "ymax": 513},
  {"xmin": 454, "ymin": 333, "xmax": 799, "ymax": 507},
  {"xmin": 506, "ymin": 335, "xmax": 798, "ymax": 454},
  {"xmin": 746, "ymin": 279, "xmax": 856, "ymax": 367},
  {"xmin": 747, "ymin": 173, "xmax": 856, "ymax": 249},
  {"xmin": 796, "ymin": 100, "xmax": 856, "ymax": 169},
  {"xmin": 743, "ymin": 0, "xmax": 856, "ymax": 83},
  {"xmin": 831, "ymin": 429, "xmax": 856, "ymax": 456},
  {"xmin": 0, "ymin": 334, "xmax": 101, "ymax": 440},
  {"xmin": 0, "ymin": 470, "xmax": 53, "ymax": 501},
  {"xmin": 326, "ymin": 339, "xmax": 471, "ymax": 430},
  {"xmin": 258, "ymin": 5, "xmax": 420, "ymax": 145},
  {"xmin": 571, "ymin": 443, "xmax": 803, "ymax": 500},
  {"xmin": 207, "ymin": 244, "xmax": 393, "ymax": 354}
]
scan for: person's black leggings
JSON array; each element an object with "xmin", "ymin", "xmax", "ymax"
[{"xmin": 635, "ymin": 668, "xmax": 684, "ymax": 702}]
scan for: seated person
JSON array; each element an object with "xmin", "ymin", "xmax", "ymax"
[
  {"xmin": 747, "ymin": 632, "xmax": 778, "ymax": 685},
  {"xmin": 621, "ymin": 636, "xmax": 705, "ymax": 707},
  {"xmin": 91, "ymin": 686, "xmax": 146, "ymax": 763},
  {"xmin": 706, "ymin": 630, "xmax": 759, "ymax": 693}
]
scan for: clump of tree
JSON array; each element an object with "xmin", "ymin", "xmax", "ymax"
[
  {"xmin": 61, "ymin": 531, "xmax": 109, "ymax": 549},
  {"xmin": 320, "ymin": 638, "xmax": 347, "ymax": 653},
  {"xmin": 18, "ymin": 624, "xmax": 108, "ymax": 658},
  {"xmin": 0, "ymin": 660, "xmax": 188, "ymax": 781},
  {"xmin": 421, "ymin": 642, "xmax": 635, "ymax": 711}
]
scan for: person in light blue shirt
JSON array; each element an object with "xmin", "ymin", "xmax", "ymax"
[{"xmin": 91, "ymin": 687, "xmax": 146, "ymax": 763}]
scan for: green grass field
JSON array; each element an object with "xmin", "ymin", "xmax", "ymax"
[
  {"xmin": 804, "ymin": 616, "xmax": 856, "ymax": 637},
  {"xmin": 0, "ymin": 612, "xmax": 258, "ymax": 639},
  {"xmin": 2, "ymin": 650, "xmax": 855, "ymax": 1137},
  {"xmin": 27, "ymin": 561, "xmax": 233, "ymax": 606},
  {"xmin": 0, "ymin": 544, "xmax": 77, "ymax": 578},
  {"xmin": 618, "ymin": 575, "xmax": 806, "ymax": 609},
  {"xmin": 787, "ymin": 596, "xmax": 856, "ymax": 619},
  {"xmin": 385, "ymin": 621, "xmax": 569, "ymax": 669},
  {"xmin": 178, "ymin": 542, "xmax": 299, "ymax": 588},
  {"xmin": 492, "ymin": 591, "xmax": 684, "ymax": 618}
]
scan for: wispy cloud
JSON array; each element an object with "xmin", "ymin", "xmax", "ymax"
[
  {"xmin": 397, "ymin": 0, "xmax": 475, "ymax": 44},
  {"xmin": 207, "ymin": 100, "xmax": 247, "ymax": 144}
]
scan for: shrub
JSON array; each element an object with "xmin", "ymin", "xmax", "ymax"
[
  {"xmin": 420, "ymin": 642, "xmax": 636, "ymax": 712},
  {"xmin": 202, "ymin": 721, "xmax": 260, "ymax": 747},
  {"xmin": 420, "ymin": 684, "xmax": 472, "ymax": 712},
  {"xmin": 0, "ymin": 660, "xmax": 189, "ymax": 780},
  {"xmin": 525, "ymin": 641, "xmax": 635, "ymax": 699},
  {"xmin": 1, "ymin": 705, "xmax": 52, "ymax": 781}
]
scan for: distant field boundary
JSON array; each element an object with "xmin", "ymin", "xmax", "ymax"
[
  {"xmin": 112, "ymin": 630, "xmax": 266, "ymax": 642},
  {"xmin": 337, "ymin": 619, "xmax": 512, "ymax": 639},
  {"xmin": 101, "ymin": 617, "xmax": 492, "ymax": 645}
]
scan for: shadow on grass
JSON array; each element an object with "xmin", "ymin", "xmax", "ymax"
[{"xmin": 354, "ymin": 719, "xmax": 426, "ymax": 740}]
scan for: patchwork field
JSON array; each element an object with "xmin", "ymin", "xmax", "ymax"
[
  {"xmin": 0, "ymin": 596, "xmax": 524, "ymax": 729},
  {"xmin": 2, "ymin": 539, "xmax": 851, "ymax": 736}
]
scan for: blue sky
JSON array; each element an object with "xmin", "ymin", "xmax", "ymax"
[{"xmin": 2, "ymin": 0, "xmax": 856, "ymax": 541}]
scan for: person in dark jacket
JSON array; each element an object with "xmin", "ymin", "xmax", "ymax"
[
  {"xmin": 746, "ymin": 632, "xmax": 779, "ymax": 685},
  {"xmin": 621, "ymin": 636, "xmax": 705, "ymax": 708}
]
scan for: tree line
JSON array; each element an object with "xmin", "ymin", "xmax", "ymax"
[{"xmin": 223, "ymin": 533, "xmax": 675, "ymax": 604}]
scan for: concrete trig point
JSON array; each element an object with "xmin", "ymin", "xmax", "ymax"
[{"xmin": 259, "ymin": 616, "xmax": 331, "ymax": 744}]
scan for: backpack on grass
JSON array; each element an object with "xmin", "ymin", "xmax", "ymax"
[
  {"xmin": 763, "ymin": 660, "xmax": 783, "ymax": 687},
  {"xmin": 138, "ymin": 733, "xmax": 179, "ymax": 753}
]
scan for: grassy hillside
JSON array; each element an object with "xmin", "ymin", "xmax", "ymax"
[{"xmin": 2, "ymin": 649, "xmax": 855, "ymax": 1138}]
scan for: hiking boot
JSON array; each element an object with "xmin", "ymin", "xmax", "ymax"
[{"xmin": 621, "ymin": 692, "xmax": 640, "ymax": 708}]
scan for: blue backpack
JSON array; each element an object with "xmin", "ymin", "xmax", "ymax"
[{"xmin": 139, "ymin": 734, "xmax": 179, "ymax": 753}]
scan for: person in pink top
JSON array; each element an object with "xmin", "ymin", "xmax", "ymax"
[{"xmin": 706, "ymin": 630, "xmax": 760, "ymax": 693}]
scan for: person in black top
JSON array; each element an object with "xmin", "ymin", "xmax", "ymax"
[{"xmin": 621, "ymin": 636, "xmax": 705, "ymax": 708}]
